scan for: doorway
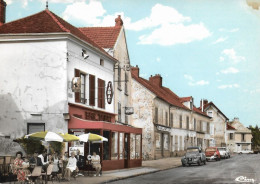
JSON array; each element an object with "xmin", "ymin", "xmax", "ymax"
[{"xmin": 124, "ymin": 133, "xmax": 130, "ymax": 168}]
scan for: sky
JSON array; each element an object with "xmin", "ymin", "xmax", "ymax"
[{"xmin": 4, "ymin": 0, "xmax": 260, "ymax": 127}]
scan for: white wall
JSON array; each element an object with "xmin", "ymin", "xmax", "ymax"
[
  {"xmin": 0, "ymin": 39, "xmax": 68, "ymax": 140},
  {"xmin": 67, "ymin": 40, "xmax": 115, "ymax": 113}
]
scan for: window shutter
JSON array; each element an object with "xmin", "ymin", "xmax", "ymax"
[
  {"xmin": 89, "ymin": 74, "xmax": 95, "ymax": 106},
  {"xmin": 102, "ymin": 80, "xmax": 105, "ymax": 108},
  {"xmin": 75, "ymin": 69, "xmax": 80, "ymax": 103}
]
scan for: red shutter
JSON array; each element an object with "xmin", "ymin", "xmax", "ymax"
[
  {"xmin": 75, "ymin": 69, "xmax": 80, "ymax": 103},
  {"xmin": 98, "ymin": 79, "xmax": 105, "ymax": 109},
  {"xmin": 89, "ymin": 75, "xmax": 95, "ymax": 106}
]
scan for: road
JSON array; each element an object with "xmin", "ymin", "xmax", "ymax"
[{"xmin": 108, "ymin": 154, "xmax": 260, "ymax": 184}]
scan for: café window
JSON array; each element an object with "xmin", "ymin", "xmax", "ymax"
[
  {"xmin": 103, "ymin": 131, "xmax": 110, "ymax": 160},
  {"xmin": 111, "ymin": 132, "xmax": 118, "ymax": 160},
  {"xmin": 98, "ymin": 78, "xmax": 105, "ymax": 109},
  {"xmin": 27, "ymin": 123, "xmax": 45, "ymax": 134},
  {"xmin": 119, "ymin": 133, "xmax": 124, "ymax": 159},
  {"xmin": 80, "ymin": 73, "xmax": 86, "ymax": 104}
]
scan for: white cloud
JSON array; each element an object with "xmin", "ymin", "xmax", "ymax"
[
  {"xmin": 219, "ymin": 56, "xmax": 225, "ymax": 62},
  {"xmin": 189, "ymin": 80, "xmax": 209, "ymax": 86},
  {"xmin": 218, "ymin": 84, "xmax": 240, "ymax": 89},
  {"xmin": 140, "ymin": 73, "xmax": 148, "ymax": 78},
  {"xmin": 220, "ymin": 67, "xmax": 239, "ymax": 74},
  {"xmin": 138, "ymin": 22, "xmax": 211, "ymax": 46},
  {"xmin": 184, "ymin": 74, "xmax": 209, "ymax": 86},
  {"xmin": 62, "ymin": 1, "xmax": 106, "ymax": 25},
  {"xmin": 221, "ymin": 48, "xmax": 245, "ymax": 63},
  {"xmin": 5, "ymin": 0, "xmax": 13, "ymax": 5},
  {"xmin": 184, "ymin": 74, "xmax": 194, "ymax": 81},
  {"xmin": 244, "ymin": 88, "xmax": 260, "ymax": 94},
  {"xmin": 212, "ymin": 37, "xmax": 228, "ymax": 44},
  {"xmin": 156, "ymin": 57, "xmax": 161, "ymax": 62}
]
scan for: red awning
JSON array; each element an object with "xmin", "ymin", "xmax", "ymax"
[{"xmin": 69, "ymin": 116, "xmax": 142, "ymax": 134}]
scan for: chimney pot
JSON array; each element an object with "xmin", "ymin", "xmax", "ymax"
[
  {"xmin": 131, "ymin": 66, "xmax": 139, "ymax": 77},
  {"xmin": 149, "ymin": 74, "xmax": 162, "ymax": 87},
  {"xmin": 115, "ymin": 15, "xmax": 123, "ymax": 27},
  {"xmin": 0, "ymin": 0, "xmax": 6, "ymax": 26}
]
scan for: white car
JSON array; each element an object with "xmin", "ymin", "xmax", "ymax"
[
  {"xmin": 218, "ymin": 147, "xmax": 230, "ymax": 159},
  {"xmin": 238, "ymin": 149, "xmax": 253, "ymax": 154}
]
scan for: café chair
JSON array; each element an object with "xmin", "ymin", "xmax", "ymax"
[{"xmin": 27, "ymin": 166, "xmax": 42, "ymax": 184}]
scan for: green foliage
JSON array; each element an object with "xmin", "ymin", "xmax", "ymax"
[
  {"xmin": 15, "ymin": 138, "xmax": 45, "ymax": 155},
  {"xmin": 248, "ymin": 125, "xmax": 260, "ymax": 149},
  {"xmin": 49, "ymin": 141, "xmax": 65, "ymax": 154}
]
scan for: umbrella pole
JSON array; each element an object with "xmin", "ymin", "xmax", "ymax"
[{"xmin": 89, "ymin": 142, "xmax": 90, "ymax": 155}]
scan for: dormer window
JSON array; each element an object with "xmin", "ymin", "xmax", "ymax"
[
  {"xmin": 100, "ymin": 59, "xmax": 104, "ymax": 66},
  {"xmin": 207, "ymin": 111, "xmax": 213, "ymax": 118}
]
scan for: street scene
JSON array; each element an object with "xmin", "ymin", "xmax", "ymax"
[{"xmin": 0, "ymin": 0, "xmax": 260, "ymax": 183}]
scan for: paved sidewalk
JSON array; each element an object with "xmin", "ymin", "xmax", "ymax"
[{"xmin": 52, "ymin": 157, "xmax": 182, "ymax": 184}]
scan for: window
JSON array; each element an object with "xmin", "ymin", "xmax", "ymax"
[
  {"xmin": 180, "ymin": 115, "xmax": 182, "ymax": 128},
  {"xmin": 194, "ymin": 118, "xmax": 196, "ymax": 131},
  {"xmin": 229, "ymin": 133, "xmax": 234, "ymax": 140},
  {"xmin": 80, "ymin": 73, "xmax": 86, "ymax": 104},
  {"xmin": 119, "ymin": 133, "xmax": 124, "ymax": 159},
  {"xmin": 74, "ymin": 69, "xmax": 80, "ymax": 103},
  {"xmin": 186, "ymin": 116, "xmax": 189, "ymax": 130},
  {"xmin": 207, "ymin": 111, "xmax": 213, "ymax": 118},
  {"xmin": 165, "ymin": 112, "xmax": 168, "ymax": 126},
  {"xmin": 118, "ymin": 66, "xmax": 121, "ymax": 90},
  {"xmin": 98, "ymin": 78, "xmax": 105, "ymax": 109},
  {"xmin": 100, "ymin": 59, "xmax": 104, "ymax": 66},
  {"xmin": 200, "ymin": 121, "xmax": 203, "ymax": 131},
  {"xmin": 89, "ymin": 74, "xmax": 95, "ymax": 106},
  {"xmin": 103, "ymin": 131, "xmax": 110, "ymax": 160},
  {"xmin": 125, "ymin": 73, "xmax": 128, "ymax": 95},
  {"xmin": 125, "ymin": 114, "xmax": 128, "ymax": 124},
  {"xmin": 27, "ymin": 123, "xmax": 45, "ymax": 134},
  {"xmin": 135, "ymin": 135, "xmax": 141, "ymax": 159},
  {"xmin": 207, "ymin": 122, "xmax": 210, "ymax": 133},
  {"xmin": 155, "ymin": 107, "xmax": 158, "ymax": 123},
  {"xmin": 155, "ymin": 133, "xmax": 161, "ymax": 149},
  {"xmin": 242, "ymin": 134, "xmax": 245, "ymax": 142},
  {"xmin": 170, "ymin": 113, "xmax": 173, "ymax": 127},
  {"xmin": 111, "ymin": 132, "xmax": 118, "ymax": 160},
  {"xmin": 118, "ymin": 102, "xmax": 121, "ymax": 122}
]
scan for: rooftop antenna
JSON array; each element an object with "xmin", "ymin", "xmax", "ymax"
[{"xmin": 46, "ymin": 0, "xmax": 48, "ymax": 9}]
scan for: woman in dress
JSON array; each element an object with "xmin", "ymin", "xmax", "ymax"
[
  {"xmin": 13, "ymin": 151, "xmax": 26, "ymax": 182},
  {"xmin": 52, "ymin": 152, "xmax": 59, "ymax": 173}
]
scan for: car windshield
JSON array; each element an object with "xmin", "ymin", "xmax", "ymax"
[
  {"xmin": 206, "ymin": 148, "xmax": 216, "ymax": 151},
  {"xmin": 187, "ymin": 148, "xmax": 199, "ymax": 153}
]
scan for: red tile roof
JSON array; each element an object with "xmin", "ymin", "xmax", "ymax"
[
  {"xmin": 79, "ymin": 27, "xmax": 121, "ymax": 48},
  {"xmin": 131, "ymin": 71, "xmax": 210, "ymax": 118},
  {"xmin": 0, "ymin": 10, "xmax": 116, "ymax": 60},
  {"xmin": 180, "ymin": 96, "xmax": 192, "ymax": 102},
  {"xmin": 204, "ymin": 102, "xmax": 229, "ymax": 120},
  {"xmin": 227, "ymin": 124, "xmax": 236, "ymax": 130}
]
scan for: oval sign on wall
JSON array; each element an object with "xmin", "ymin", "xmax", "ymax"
[{"xmin": 106, "ymin": 81, "xmax": 113, "ymax": 104}]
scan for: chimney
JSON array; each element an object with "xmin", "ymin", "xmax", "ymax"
[
  {"xmin": 131, "ymin": 65, "xmax": 139, "ymax": 77},
  {"xmin": 149, "ymin": 74, "xmax": 162, "ymax": 87},
  {"xmin": 115, "ymin": 15, "xmax": 123, "ymax": 27},
  {"xmin": 0, "ymin": 0, "xmax": 6, "ymax": 26}
]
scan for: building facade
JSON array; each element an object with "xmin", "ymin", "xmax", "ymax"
[
  {"xmin": 0, "ymin": 3, "xmax": 142, "ymax": 170},
  {"xmin": 202, "ymin": 100, "xmax": 229, "ymax": 147},
  {"xmin": 131, "ymin": 66, "xmax": 212, "ymax": 159}
]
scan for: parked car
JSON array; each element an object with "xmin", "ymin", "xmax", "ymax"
[
  {"xmin": 238, "ymin": 149, "xmax": 253, "ymax": 154},
  {"xmin": 181, "ymin": 146, "xmax": 206, "ymax": 166},
  {"xmin": 217, "ymin": 147, "xmax": 230, "ymax": 159},
  {"xmin": 205, "ymin": 147, "xmax": 221, "ymax": 161}
]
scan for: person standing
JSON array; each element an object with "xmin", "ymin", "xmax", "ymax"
[
  {"xmin": 76, "ymin": 149, "xmax": 85, "ymax": 176},
  {"xmin": 91, "ymin": 152, "xmax": 101, "ymax": 177}
]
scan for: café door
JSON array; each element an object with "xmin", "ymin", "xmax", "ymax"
[{"xmin": 124, "ymin": 133, "xmax": 130, "ymax": 168}]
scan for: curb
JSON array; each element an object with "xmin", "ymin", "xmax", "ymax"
[{"xmin": 101, "ymin": 164, "xmax": 182, "ymax": 184}]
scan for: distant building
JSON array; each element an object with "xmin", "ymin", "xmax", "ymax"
[
  {"xmin": 201, "ymin": 100, "xmax": 229, "ymax": 147},
  {"xmin": 228, "ymin": 118, "xmax": 252, "ymax": 153},
  {"xmin": 226, "ymin": 124, "xmax": 236, "ymax": 153}
]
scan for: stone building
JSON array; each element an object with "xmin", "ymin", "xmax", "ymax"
[
  {"xmin": 0, "ymin": 2, "xmax": 142, "ymax": 170},
  {"xmin": 226, "ymin": 124, "xmax": 236, "ymax": 153},
  {"xmin": 228, "ymin": 118, "xmax": 252, "ymax": 153},
  {"xmin": 131, "ymin": 66, "xmax": 212, "ymax": 159},
  {"xmin": 201, "ymin": 100, "xmax": 229, "ymax": 147}
]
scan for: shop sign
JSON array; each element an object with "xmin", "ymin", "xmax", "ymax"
[
  {"xmin": 156, "ymin": 125, "xmax": 171, "ymax": 132},
  {"xmin": 106, "ymin": 81, "xmax": 113, "ymax": 104},
  {"xmin": 69, "ymin": 147, "xmax": 84, "ymax": 156},
  {"xmin": 125, "ymin": 107, "xmax": 134, "ymax": 115}
]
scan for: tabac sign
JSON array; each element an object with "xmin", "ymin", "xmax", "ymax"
[
  {"xmin": 156, "ymin": 125, "xmax": 171, "ymax": 132},
  {"xmin": 106, "ymin": 81, "xmax": 113, "ymax": 104}
]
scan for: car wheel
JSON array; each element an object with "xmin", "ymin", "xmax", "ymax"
[
  {"xmin": 206, "ymin": 159, "xmax": 209, "ymax": 162},
  {"xmin": 204, "ymin": 160, "xmax": 206, "ymax": 165},
  {"xmin": 198, "ymin": 159, "xmax": 202, "ymax": 166},
  {"xmin": 188, "ymin": 163, "xmax": 191, "ymax": 166}
]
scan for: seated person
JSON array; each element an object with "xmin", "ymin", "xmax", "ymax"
[
  {"xmin": 29, "ymin": 151, "xmax": 38, "ymax": 165},
  {"xmin": 91, "ymin": 152, "xmax": 101, "ymax": 177},
  {"xmin": 22, "ymin": 157, "xmax": 31, "ymax": 180},
  {"xmin": 75, "ymin": 149, "xmax": 85, "ymax": 176},
  {"xmin": 64, "ymin": 152, "xmax": 77, "ymax": 181},
  {"xmin": 37, "ymin": 150, "xmax": 48, "ymax": 171}
]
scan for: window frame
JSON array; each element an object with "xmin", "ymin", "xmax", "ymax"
[{"xmin": 27, "ymin": 123, "xmax": 45, "ymax": 134}]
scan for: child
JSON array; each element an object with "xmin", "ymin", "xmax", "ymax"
[{"xmin": 22, "ymin": 157, "xmax": 31, "ymax": 180}]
